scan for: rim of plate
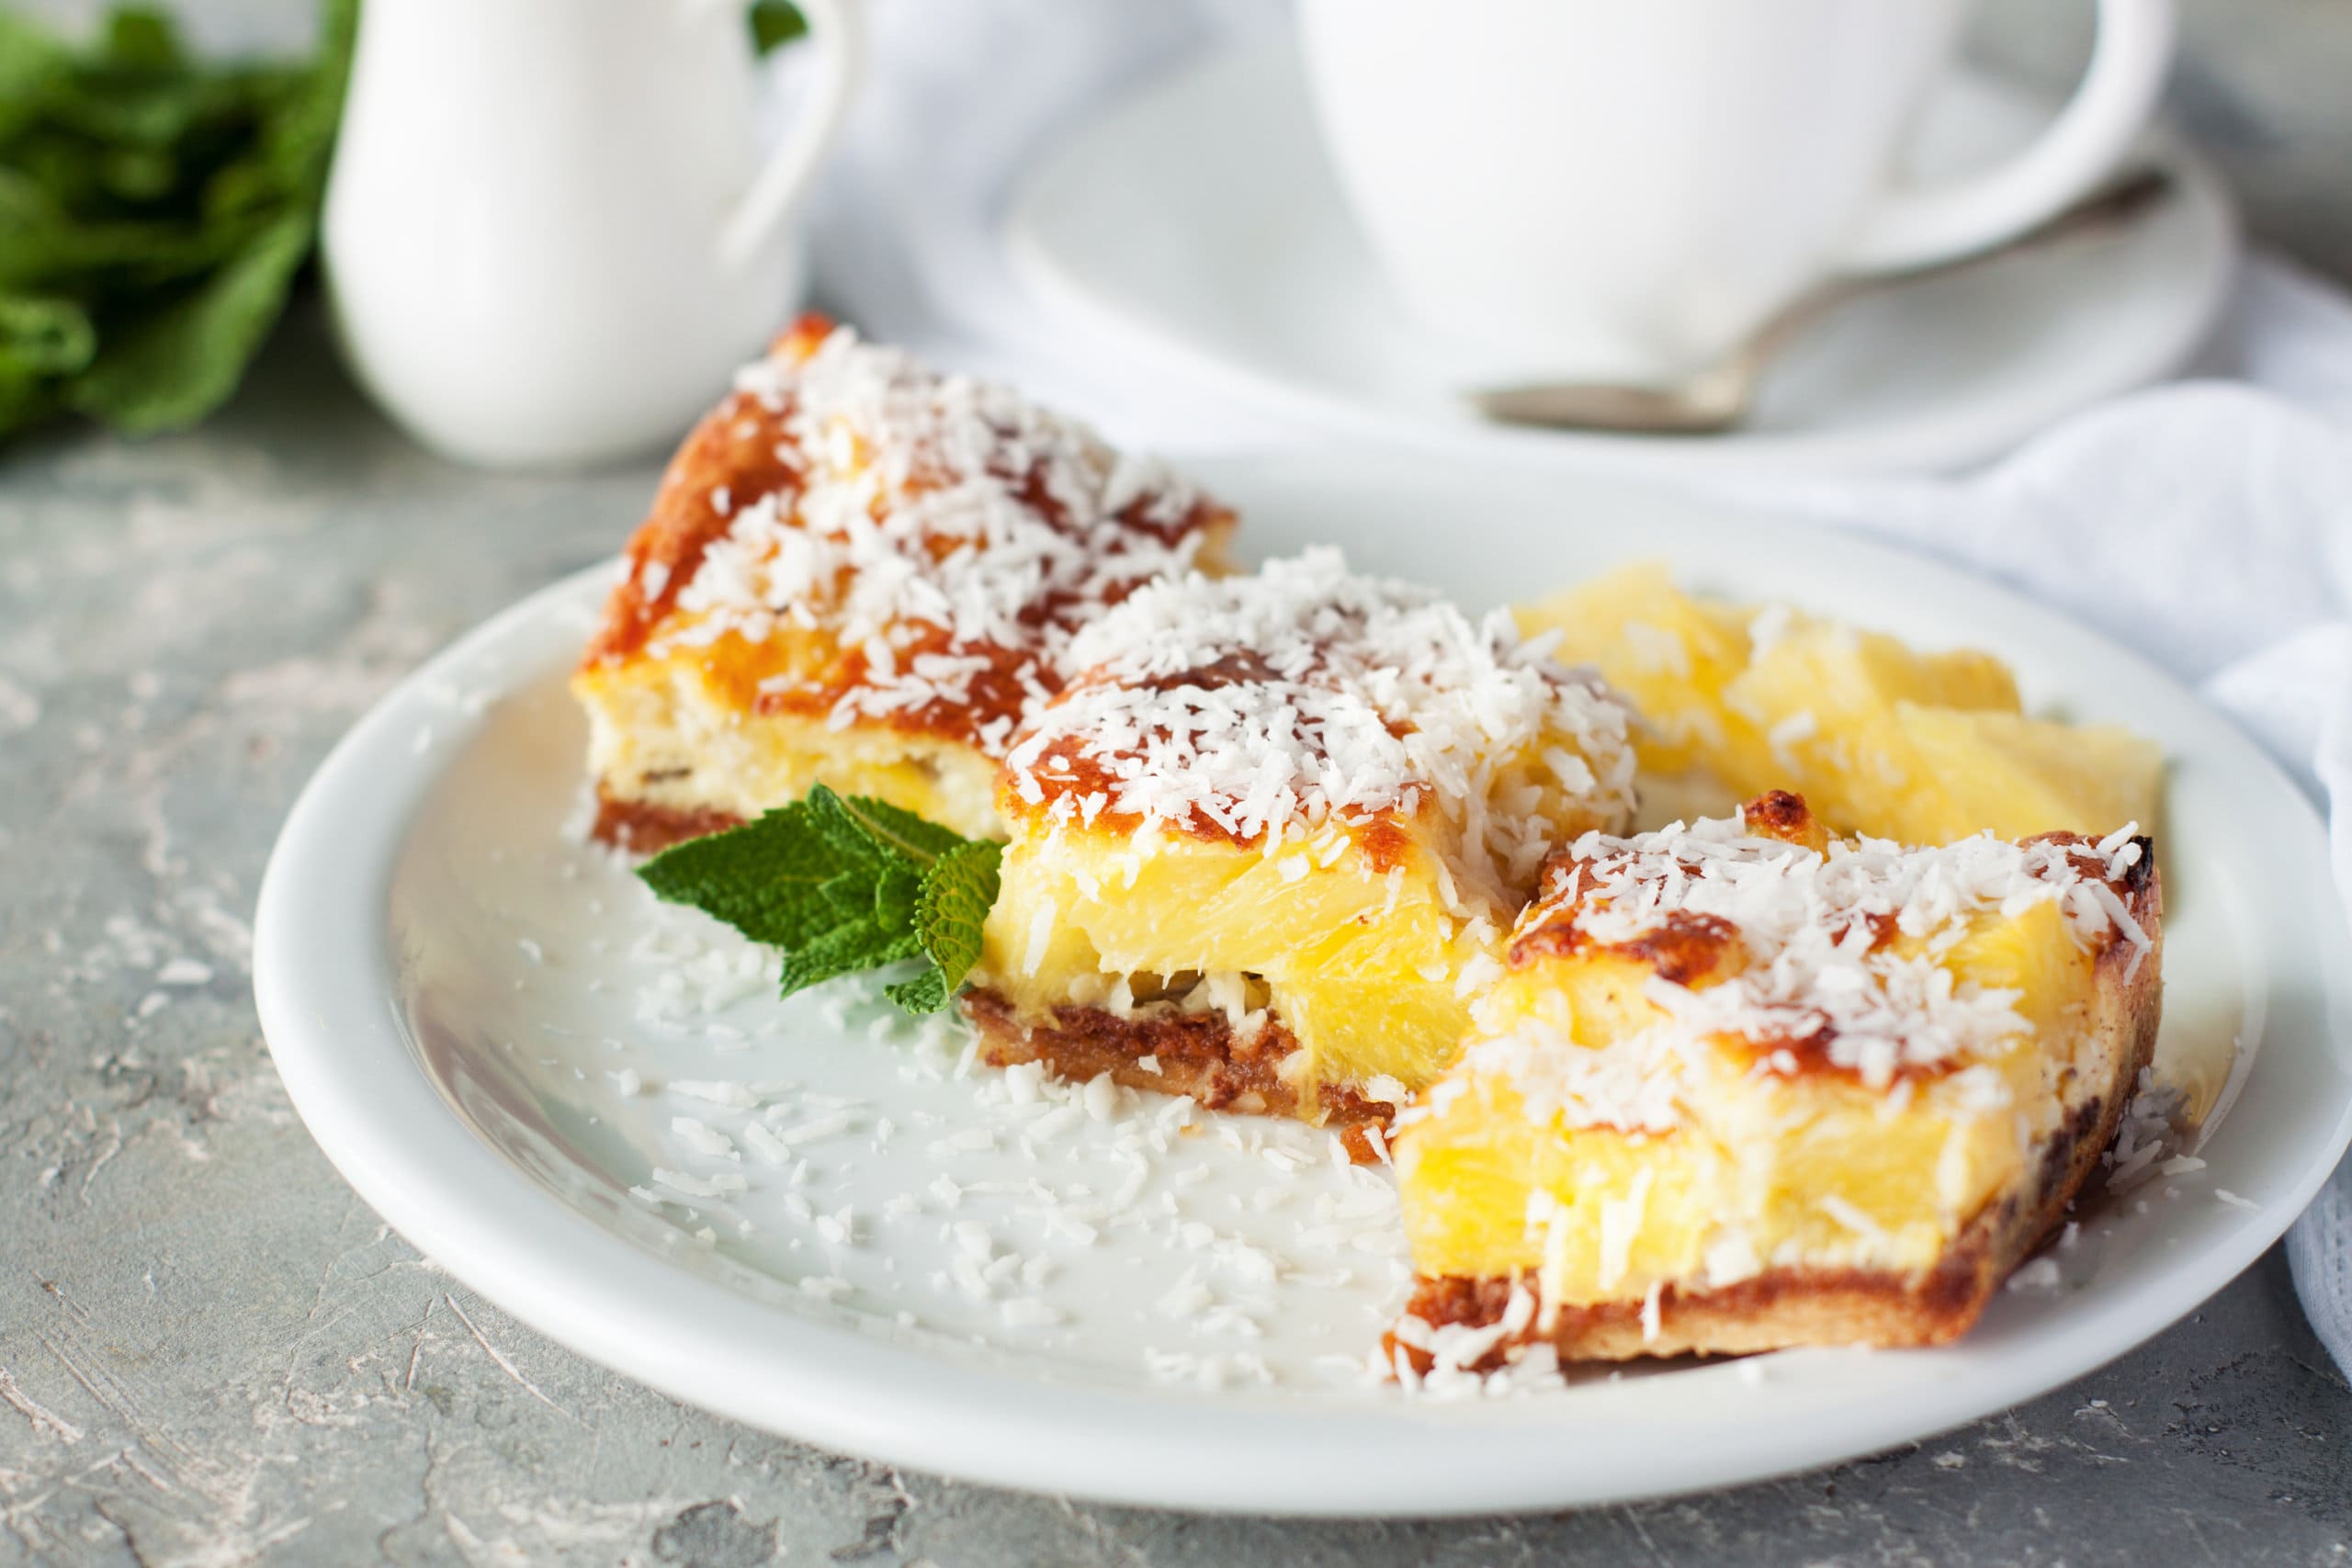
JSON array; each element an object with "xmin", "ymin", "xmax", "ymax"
[
  {"xmin": 1000, "ymin": 44, "xmax": 2240, "ymax": 479},
  {"xmin": 254, "ymin": 457, "xmax": 2352, "ymax": 1517}
]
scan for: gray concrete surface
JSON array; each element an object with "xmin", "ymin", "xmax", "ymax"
[
  {"xmin": 4, "ymin": 307, "xmax": 2351, "ymax": 1566},
  {"xmin": 10, "ymin": 0, "xmax": 2352, "ymax": 1556}
]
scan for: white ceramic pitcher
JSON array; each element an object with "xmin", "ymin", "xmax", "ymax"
[{"xmin": 323, "ymin": 0, "xmax": 862, "ymax": 469}]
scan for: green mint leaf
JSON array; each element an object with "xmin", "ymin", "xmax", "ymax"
[
  {"xmin": 65, "ymin": 206, "xmax": 309, "ymax": 433},
  {"xmin": 0, "ymin": 17, "xmax": 74, "ymax": 148},
  {"xmin": 749, "ymin": 1, "xmax": 808, "ymax": 55},
  {"xmin": 102, "ymin": 8, "xmax": 185, "ymax": 74},
  {"xmin": 777, "ymin": 919, "xmax": 921, "ymax": 997},
  {"xmin": 638, "ymin": 784, "xmax": 1004, "ymax": 1015},
  {"xmin": 883, "ymin": 840, "xmax": 1002, "ymax": 1015},
  {"xmin": 0, "ymin": 293, "xmax": 95, "ymax": 375},
  {"xmin": 917, "ymin": 840, "xmax": 1001, "ymax": 1002},
  {"xmin": 874, "ymin": 862, "xmax": 922, "ymax": 932},
  {"xmin": 638, "ymin": 800, "xmax": 868, "ymax": 952},
  {"xmin": 883, "ymin": 967, "xmax": 948, "ymax": 1014},
  {"xmin": 809, "ymin": 785, "xmax": 967, "ymax": 866}
]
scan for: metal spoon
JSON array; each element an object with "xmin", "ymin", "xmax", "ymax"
[{"xmin": 1465, "ymin": 167, "xmax": 2174, "ymax": 436}]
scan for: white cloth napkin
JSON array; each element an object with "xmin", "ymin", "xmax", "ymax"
[{"xmin": 797, "ymin": 0, "xmax": 2352, "ymax": 1373}]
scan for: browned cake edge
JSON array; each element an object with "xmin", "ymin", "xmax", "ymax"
[
  {"xmin": 961, "ymin": 988, "xmax": 1396, "ymax": 1158},
  {"xmin": 589, "ymin": 787, "xmax": 746, "ymax": 854},
  {"xmin": 1392, "ymin": 853, "xmax": 2165, "ymax": 1364}
]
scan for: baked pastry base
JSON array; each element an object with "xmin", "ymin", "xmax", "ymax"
[
  {"xmin": 589, "ymin": 788, "xmax": 744, "ymax": 854},
  {"xmin": 962, "ymin": 988, "xmax": 1395, "ymax": 1159}
]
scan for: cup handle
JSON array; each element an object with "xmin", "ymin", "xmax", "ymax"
[
  {"xmin": 717, "ymin": 0, "xmax": 865, "ymax": 272},
  {"xmin": 1832, "ymin": 0, "xmax": 2175, "ymax": 275}
]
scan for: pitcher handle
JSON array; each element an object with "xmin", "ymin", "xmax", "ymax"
[
  {"xmin": 1833, "ymin": 0, "xmax": 2175, "ymax": 275},
  {"xmin": 717, "ymin": 0, "xmax": 865, "ymax": 272}
]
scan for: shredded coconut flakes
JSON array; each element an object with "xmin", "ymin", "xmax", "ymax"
[
  {"xmin": 1468, "ymin": 810, "xmax": 2150, "ymax": 1134},
  {"xmin": 1003, "ymin": 547, "xmax": 1635, "ymax": 903},
  {"xmin": 651, "ymin": 323, "xmax": 1221, "ymax": 749}
]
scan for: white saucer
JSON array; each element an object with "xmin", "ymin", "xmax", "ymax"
[
  {"xmin": 1004, "ymin": 43, "xmax": 2239, "ymax": 477},
  {"xmin": 254, "ymin": 449, "xmax": 2352, "ymax": 1515}
]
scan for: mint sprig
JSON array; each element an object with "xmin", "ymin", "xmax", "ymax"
[{"xmin": 637, "ymin": 785, "xmax": 1002, "ymax": 1015}]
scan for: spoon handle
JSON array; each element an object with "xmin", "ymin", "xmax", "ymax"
[{"xmin": 1467, "ymin": 166, "xmax": 2175, "ymax": 436}]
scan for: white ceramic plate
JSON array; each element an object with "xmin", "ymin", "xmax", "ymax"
[
  {"xmin": 254, "ymin": 452, "xmax": 2352, "ymax": 1516},
  {"xmin": 1003, "ymin": 44, "xmax": 2238, "ymax": 477}
]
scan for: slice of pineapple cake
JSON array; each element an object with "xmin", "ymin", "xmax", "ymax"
[
  {"xmin": 1389, "ymin": 791, "xmax": 2162, "ymax": 1372},
  {"xmin": 574, "ymin": 314, "xmax": 1235, "ymax": 850},
  {"xmin": 962, "ymin": 547, "xmax": 1638, "ymax": 1144}
]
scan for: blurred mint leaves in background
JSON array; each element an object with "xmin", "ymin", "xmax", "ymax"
[
  {"xmin": 750, "ymin": 2, "xmax": 808, "ymax": 55},
  {"xmin": 0, "ymin": 1, "xmax": 358, "ymax": 441},
  {"xmin": 0, "ymin": 0, "xmax": 804, "ymax": 446}
]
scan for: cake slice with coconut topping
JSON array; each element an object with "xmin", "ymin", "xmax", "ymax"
[
  {"xmin": 1389, "ymin": 790, "xmax": 2162, "ymax": 1369},
  {"xmin": 574, "ymin": 314, "xmax": 1235, "ymax": 849},
  {"xmin": 963, "ymin": 547, "xmax": 1639, "ymax": 1146}
]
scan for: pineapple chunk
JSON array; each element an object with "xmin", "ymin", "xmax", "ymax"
[
  {"xmin": 1890, "ymin": 704, "xmax": 2163, "ymax": 845},
  {"xmin": 1520, "ymin": 561, "xmax": 1754, "ymax": 775},
  {"xmin": 1518, "ymin": 562, "xmax": 2161, "ymax": 845},
  {"xmin": 980, "ymin": 811, "xmax": 1497, "ymax": 1100},
  {"xmin": 1391, "ymin": 794, "xmax": 2163, "ymax": 1362}
]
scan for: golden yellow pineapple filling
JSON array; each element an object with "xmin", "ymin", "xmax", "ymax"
[
  {"xmin": 967, "ymin": 548, "xmax": 1639, "ymax": 1116},
  {"xmin": 1517, "ymin": 562, "xmax": 2163, "ymax": 845},
  {"xmin": 982, "ymin": 814, "xmax": 1501, "ymax": 1094},
  {"xmin": 1395, "ymin": 795, "xmax": 2158, "ymax": 1325}
]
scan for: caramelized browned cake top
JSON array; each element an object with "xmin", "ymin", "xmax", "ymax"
[
  {"xmin": 583, "ymin": 314, "xmax": 1231, "ymax": 753},
  {"xmin": 1454, "ymin": 796, "xmax": 2155, "ymax": 1126},
  {"xmin": 997, "ymin": 548, "xmax": 1637, "ymax": 901}
]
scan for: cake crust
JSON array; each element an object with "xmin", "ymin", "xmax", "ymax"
[
  {"xmin": 587, "ymin": 789, "xmax": 746, "ymax": 855},
  {"xmin": 962, "ymin": 988, "xmax": 1397, "ymax": 1157}
]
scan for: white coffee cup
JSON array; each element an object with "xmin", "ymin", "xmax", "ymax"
[{"xmin": 1296, "ymin": 0, "xmax": 2177, "ymax": 383}]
